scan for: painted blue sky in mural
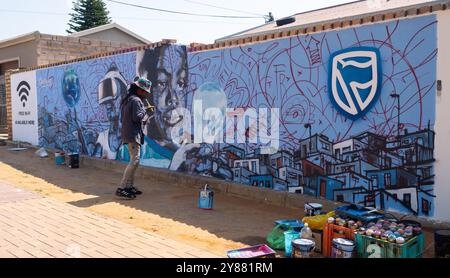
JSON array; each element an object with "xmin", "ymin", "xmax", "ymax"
[{"xmin": 188, "ymin": 15, "xmax": 437, "ymax": 150}]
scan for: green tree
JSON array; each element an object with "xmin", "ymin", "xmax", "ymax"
[{"xmin": 67, "ymin": 0, "xmax": 111, "ymax": 34}]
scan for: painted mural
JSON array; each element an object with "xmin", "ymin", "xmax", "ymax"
[
  {"xmin": 37, "ymin": 53, "xmax": 136, "ymax": 158},
  {"xmin": 35, "ymin": 14, "xmax": 437, "ymax": 217},
  {"xmin": 186, "ymin": 14, "xmax": 437, "ymax": 217}
]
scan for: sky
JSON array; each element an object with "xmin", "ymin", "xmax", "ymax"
[{"xmin": 0, "ymin": 0, "xmax": 355, "ymax": 44}]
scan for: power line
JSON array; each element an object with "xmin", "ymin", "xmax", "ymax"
[
  {"xmin": 183, "ymin": 0, "xmax": 265, "ymax": 17},
  {"xmin": 0, "ymin": 9, "xmax": 256, "ymax": 24},
  {"xmin": 105, "ymin": 0, "xmax": 263, "ymax": 19}
]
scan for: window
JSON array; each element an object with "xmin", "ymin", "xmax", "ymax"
[
  {"xmin": 336, "ymin": 195, "xmax": 344, "ymax": 202},
  {"xmin": 343, "ymin": 147, "xmax": 351, "ymax": 153},
  {"xmin": 384, "ymin": 173, "xmax": 391, "ymax": 187},
  {"xmin": 422, "ymin": 198, "xmax": 430, "ymax": 215},
  {"xmin": 243, "ymin": 161, "xmax": 249, "ymax": 169},
  {"xmin": 371, "ymin": 175, "xmax": 379, "ymax": 189},
  {"xmin": 423, "ymin": 168, "xmax": 431, "ymax": 178},
  {"xmin": 251, "ymin": 161, "xmax": 257, "ymax": 173},
  {"xmin": 403, "ymin": 193, "xmax": 411, "ymax": 207},
  {"xmin": 252, "ymin": 181, "xmax": 257, "ymax": 186},
  {"xmin": 281, "ymin": 170, "xmax": 286, "ymax": 177},
  {"xmin": 265, "ymin": 181, "xmax": 271, "ymax": 188},
  {"xmin": 335, "ymin": 149, "xmax": 341, "ymax": 159},
  {"xmin": 236, "ymin": 162, "xmax": 241, "ymax": 167},
  {"xmin": 234, "ymin": 170, "xmax": 239, "ymax": 178}
]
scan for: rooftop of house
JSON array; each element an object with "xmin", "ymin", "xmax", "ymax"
[
  {"xmin": 215, "ymin": 0, "xmax": 447, "ymax": 43},
  {"xmin": 0, "ymin": 23, "xmax": 150, "ymax": 50}
]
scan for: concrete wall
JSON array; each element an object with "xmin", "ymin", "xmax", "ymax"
[
  {"xmin": 78, "ymin": 28, "xmax": 145, "ymax": 45},
  {"xmin": 0, "ymin": 39, "xmax": 38, "ymax": 69},
  {"xmin": 434, "ymin": 10, "xmax": 450, "ymax": 222},
  {"xmin": 8, "ymin": 12, "xmax": 449, "ymax": 221}
]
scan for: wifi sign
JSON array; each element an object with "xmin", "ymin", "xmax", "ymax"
[{"xmin": 17, "ymin": 81, "xmax": 31, "ymax": 108}]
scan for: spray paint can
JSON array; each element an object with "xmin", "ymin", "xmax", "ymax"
[
  {"xmin": 198, "ymin": 184, "xmax": 214, "ymax": 210},
  {"xmin": 55, "ymin": 151, "xmax": 65, "ymax": 165}
]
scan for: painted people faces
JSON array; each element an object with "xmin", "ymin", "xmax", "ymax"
[{"xmin": 138, "ymin": 45, "xmax": 189, "ymax": 151}]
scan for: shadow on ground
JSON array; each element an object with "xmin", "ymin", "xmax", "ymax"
[{"xmin": 0, "ymin": 146, "xmax": 302, "ymax": 255}]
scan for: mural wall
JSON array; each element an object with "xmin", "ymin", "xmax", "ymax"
[
  {"xmin": 28, "ymin": 14, "xmax": 437, "ymax": 217},
  {"xmin": 187, "ymin": 15, "xmax": 437, "ymax": 217}
]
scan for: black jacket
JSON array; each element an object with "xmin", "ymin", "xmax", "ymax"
[{"xmin": 120, "ymin": 94, "xmax": 149, "ymax": 145}]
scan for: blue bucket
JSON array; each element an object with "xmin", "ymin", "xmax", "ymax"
[
  {"xmin": 55, "ymin": 152, "xmax": 65, "ymax": 165},
  {"xmin": 198, "ymin": 184, "xmax": 214, "ymax": 210},
  {"xmin": 284, "ymin": 230, "xmax": 300, "ymax": 258}
]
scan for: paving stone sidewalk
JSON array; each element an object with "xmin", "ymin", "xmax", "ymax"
[{"xmin": 0, "ymin": 182, "xmax": 219, "ymax": 258}]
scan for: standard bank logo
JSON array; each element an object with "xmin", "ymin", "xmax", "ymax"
[{"xmin": 328, "ymin": 47, "xmax": 382, "ymax": 120}]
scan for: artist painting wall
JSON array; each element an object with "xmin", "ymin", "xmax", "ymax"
[{"xmin": 10, "ymin": 14, "xmax": 443, "ymax": 219}]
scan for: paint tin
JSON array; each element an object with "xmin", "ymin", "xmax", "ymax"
[
  {"xmin": 434, "ymin": 229, "xmax": 450, "ymax": 258},
  {"xmin": 55, "ymin": 151, "xmax": 65, "ymax": 165},
  {"xmin": 198, "ymin": 184, "xmax": 213, "ymax": 210},
  {"xmin": 332, "ymin": 238, "xmax": 355, "ymax": 258},
  {"xmin": 304, "ymin": 203, "xmax": 322, "ymax": 216},
  {"xmin": 292, "ymin": 238, "xmax": 315, "ymax": 258},
  {"xmin": 67, "ymin": 153, "xmax": 79, "ymax": 168}
]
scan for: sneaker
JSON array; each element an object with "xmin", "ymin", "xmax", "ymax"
[
  {"xmin": 128, "ymin": 186, "xmax": 142, "ymax": 195},
  {"xmin": 115, "ymin": 188, "xmax": 136, "ymax": 199}
]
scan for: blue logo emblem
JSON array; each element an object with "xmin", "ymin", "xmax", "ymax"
[{"xmin": 328, "ymin": 47, "xmax": 382, "ymax": 120}]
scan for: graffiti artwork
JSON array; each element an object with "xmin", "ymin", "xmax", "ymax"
[
  {"xmin": 37, "ymin": 53, "xmax": 136, "ymax": 156},
  {"xmin": 33, "ymin": 14, "xmax": 437, "ymax": 217},
  {"xmin": 187, "ymin": 15, "xmax": 437, "ymax": 216}
]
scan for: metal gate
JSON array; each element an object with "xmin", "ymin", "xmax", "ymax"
[{"xmin": 0, "ymin": 75, "xmax": 6, "ymax": 131}]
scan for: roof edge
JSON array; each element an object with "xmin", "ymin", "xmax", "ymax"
[
  {"xmin": 68, "ymin": 22, "xmax": 151, "ymax": 44},
  {"xmin": 0, "ymin": 31, "xmax": 40, "ymax": 49}
]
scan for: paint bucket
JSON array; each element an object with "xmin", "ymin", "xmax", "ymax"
[
  {"xmin": 67, "ymin": 153, "xmax": 79, "ymax": 168},
  {"xmin": 305, "ymin": 203, "xmax": 323, "ymax": 216},
  {"xmin": 198, "ymin": 184, "xmax": 213, "ymax": 210},
  {"xmin": 434, "ymin": 230, "xmax": 450, "ymax": 258},
  {"xmin": 284, "ymin": 230, "xmax": 300, "ymax": 258},
  {"xmin": 332, "ymin": 238, "xmax": 355, "ymax": 258},
  {"xmin": 55, "ymin": 151, "xmax": 65, "ymax": 165},
  {"xmin": 292, "ymin": 238, "xmax": 315, "ymax": 258}
]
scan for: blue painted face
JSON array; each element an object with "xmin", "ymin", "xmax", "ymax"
[
  {"xmin": 328, "ymin": 47, "xmax": 382, "ymax": 120},
  {"xmin": 62, "ymin": 69, "xmax": 81, "ymax": 107}
]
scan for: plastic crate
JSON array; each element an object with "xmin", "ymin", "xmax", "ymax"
[
  {"xmin": 355, "ymin": 233, "xmax": 424, "ymax": 258},
  {"xmin": 323, "ymin": 223, "xmax": 356, "ymax": 257}
]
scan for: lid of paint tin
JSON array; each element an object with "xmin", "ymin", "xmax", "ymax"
[
  {"xmin": 292, "ymin": 238, "xmax": 315, "ymax": 248},
  {"xmin": 332, "ymin": 238, "xmax": 355, "ymax": 246},
  {"xmin": 305, "ymin": 203, "xmax": 323, "ymax": 209}
]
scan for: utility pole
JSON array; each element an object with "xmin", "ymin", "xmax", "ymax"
[{"xmin": 265, "ymin": 12, "xmax": 274, "ymax": 23}]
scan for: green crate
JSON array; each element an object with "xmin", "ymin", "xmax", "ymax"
[{"xmin": 355, "ymin": 233, "xmax": 424, "ymax": 258}]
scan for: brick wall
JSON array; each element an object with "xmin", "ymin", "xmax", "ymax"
[
  {"xmin": 5, "ymin": 70, "xmax": 15, "ymax": 140},
  {"xmin": 36, "ymin": 34, "xmax": 143, "ymax": 66}
]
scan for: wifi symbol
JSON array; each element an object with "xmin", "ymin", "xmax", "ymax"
[{"xmin": 17, "ymin": 81, "xmax": 31, "ymax": 108}]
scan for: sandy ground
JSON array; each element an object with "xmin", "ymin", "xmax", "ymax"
[{"xmin": 0, "ymin": 145, "xmax": 437, "ymax": 257}]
